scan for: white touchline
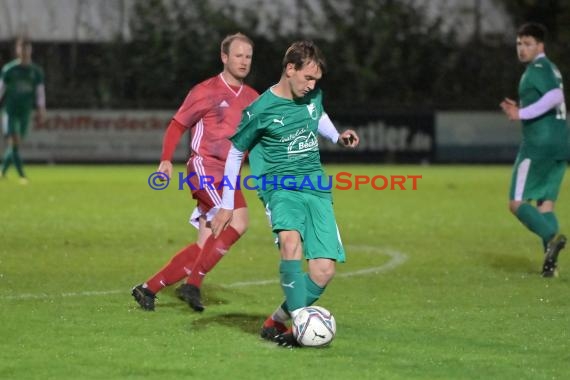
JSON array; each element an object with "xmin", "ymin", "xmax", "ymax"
[
  {"xmin": 0, "ymin": 289, "xmax": 125, "ymax": 300},
  {"xmin": 225, "ymin": 245, "xmax": 407, "ymax": 288},
  {"xmin": 0, "ymin": 245, "xmax": 407, "ymax": 300}
]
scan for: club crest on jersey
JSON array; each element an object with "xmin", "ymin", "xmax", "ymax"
[
  {"xmin": 306, "ymin": 103, "xmax": 318, "ymax": 120},
  {"xmin": 288, "ymin": 131, "xmax": 318, "ymax": 154}
]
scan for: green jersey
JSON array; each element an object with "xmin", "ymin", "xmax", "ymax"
[
  {"xmin": 1, "ymin": 59, "xmax": 44, "ymax": 114},
  {"xmin": 518, "ymin": 55, "xmax": 568, "ymax": 159},
  {"xmin": 231, "ymin": 88, "xmax": 330, "ymax": 202}
]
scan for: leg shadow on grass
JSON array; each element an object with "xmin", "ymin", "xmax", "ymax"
[
  {"xmin": 481, "ymin": 251, "xmax": 538, "ymax": 274},
  {"xmin": 201, "ymin": 285, "xmax": 233, "ymax": 307},
  {"xmin": 158, "ymin": 284, "xmax": 234, "ymax": 309},
  {"xmin": 191, "ymin": 313, "xmax": 267, "ymax": 335}
]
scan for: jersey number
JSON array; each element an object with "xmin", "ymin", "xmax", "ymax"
[
  {"xmin": 553, "ymin": 67, "xmax": 566, "ymax": 120},
  {"xmin": 556, "ymin": 101, "xmax": 567, "ymax": 121}
]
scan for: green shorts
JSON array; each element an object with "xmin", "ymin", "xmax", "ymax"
[
  {"xmin": 2, "ymin": 110, "xmax": 32, "ymax": 138},
  {"xmin": 266, "ymin": 190, "xmax": 346, "ymax": 262},
  {"xmin": 509, "ymin": 154, "xmax": 566, "ymax": 202}
]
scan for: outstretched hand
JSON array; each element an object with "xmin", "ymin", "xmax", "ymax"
[
  {"xmin": 36, "ymin": 108, "xmax": 47, "ymax": 124},
  {"xmin": 338, "ymin": 129, "xmax": 360, "ymax": 148},
  {"xmin": 157, "ymin": 160, "xmax": 173, "ymax": 181},
  {"xmin": 211, "ymin": 208, "xmax": 233, "ymax": 238},
  {"xmin": 500, "ymin": 98, "xmax": 520, "ymax": 121}
]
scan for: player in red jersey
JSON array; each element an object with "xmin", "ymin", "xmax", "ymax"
[{"xmin": 132, "ymin": 33, "xmax": 258, "ymax": 311}]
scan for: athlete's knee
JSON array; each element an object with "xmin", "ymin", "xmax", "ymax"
[
  {"xmin": 229, "ymin": 207, "xmax": 249, "ymax": 235},
  {"xmin": 309, "ymin": 260, "xmax": 335, "ymax": 286},
  {"xmin": 280, "ymin": 241, "xmax": 300, "ymax": 257},
  {"xmin": 278, "ymin": 231, "xmax": 302, "ymax": 259}
]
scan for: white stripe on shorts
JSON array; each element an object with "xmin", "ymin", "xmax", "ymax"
[
  {"xmin": 1, "ymin": 112, "xmax": 8, "ymax": 135},
  {"xmin": 514, "ymin": 158, "xmax": 531, "ymax": 201}
]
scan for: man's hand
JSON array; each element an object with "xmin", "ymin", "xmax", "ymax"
[
  {"xmin": 500, "ymin": 98, "xmax": 520, "ymax": 121},
  {"xmin": 157, "ymin": 160, "xmax": 173, "ymax": 181},
  {"xmin": 211, "ymin": 208, "xmax": 233, "ymax": 238},
  {"xmin": 338, "ymin": 129, "xmax": 360, "ymax": 148},
  {"xmin": 36, "ymin": 107, "xmax": 46, "ymax": 124}
]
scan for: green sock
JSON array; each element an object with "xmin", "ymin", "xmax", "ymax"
[
  {"xmin": 304, "ymin": 273, "xmax": 325, "ymax": 305},
  {"xmin": 1, "ymin": 146, "xmax": 13, "ymax": 175},
  {"xmin": 515, "ymin": 203, "xmax": 556, "ymax": 242},
  {"xmin": 279, "ymin": 260, "xmax": 305, "ymax": 313},
  {"xmin": 12, "ymin": 146, "xmax": 25, "ymax": 178},
  {"xmin": 280, "ymin": 273, "xmax": 326, "ymax": 314},
  {"xmin": 541, "ymin": 212, "xmax": 559, "ymax": 250}
]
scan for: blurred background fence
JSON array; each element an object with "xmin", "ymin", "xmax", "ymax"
[{"xmin": 1, "ymin": 0, "xmax": 569, "ymax": 163}]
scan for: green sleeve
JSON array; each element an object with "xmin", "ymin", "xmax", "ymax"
[
  {"xmin": 230, "ymin": 110, "xmax": 264, "ymax": 152},
  {"xmin": 0, "ymin": 65, "xmax": 7, "ymax": 81},
  {"xmin": 35, "ymin": 65, "xmax": 45, "ymax": 85},
  {"xmin": 528, "ymin": 64, "xmax": 558, "ymax": 94}
]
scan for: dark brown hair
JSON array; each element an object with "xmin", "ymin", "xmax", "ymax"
[
  {"xmin": 282, "ymin": 40, "xmax": 326, "ymax": 74},
  {"xmin": 517, "ymin": 22, "xmax": 547, "ymax": 43}
]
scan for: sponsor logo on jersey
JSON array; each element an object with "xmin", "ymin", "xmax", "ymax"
[
  {"xmin": 306, "ymin": 103, "xmax": 318, "ymax": 120},
  {"xmin": 288, "ymin": 131, "xmax": 318, "ymax": 154},
  {"xmin": 272, "ymin": 116, "xmax": 285, "ymax": 126},
  {"xmin": 280, "ymin": 127, "xmax": 307, "ymax": 143}
]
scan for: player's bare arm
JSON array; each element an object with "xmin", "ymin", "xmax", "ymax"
[{"xmin": 36, "ymin": 107, "xmax": 46, "ymax": 124}]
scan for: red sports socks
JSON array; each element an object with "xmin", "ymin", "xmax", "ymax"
[
  {"xmin": 185, "ymin": 226, "xmax": 241, "ymax": 288},
  {"xmin": 145, "ymin": 243, "xmax": 200, "ymax": 294}
]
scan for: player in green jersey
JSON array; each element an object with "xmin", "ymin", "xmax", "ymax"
[
  {"xmin": 0, "ymin": 38, "xmax": 46, "ymax": 183},
  {"xmin": 500, "ymin": 22, "xmax": 568, "ymax": 277},
  {"xmin": 212, "ymin": 40, "xmax": 359, "ymax": 347}
]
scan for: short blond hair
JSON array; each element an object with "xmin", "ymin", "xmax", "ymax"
[{"xmin": 221, "ymin": 33, "xmax": 254, "ymax": 55}]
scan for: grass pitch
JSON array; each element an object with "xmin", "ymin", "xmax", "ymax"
[{"xmin": 1, "ymin": 164, "xmax": 569, "ymax": 379}]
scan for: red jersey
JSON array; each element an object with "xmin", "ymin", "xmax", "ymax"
[{"xmin": 173, "ymin": 73, "xmax": 258, "ymax": 179}]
